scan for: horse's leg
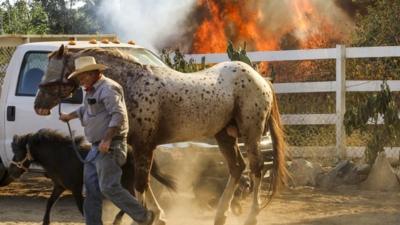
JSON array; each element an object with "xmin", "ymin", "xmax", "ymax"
[
  {"xmin": 214, "ymin": 128, "xmax": 245, "ymax": 225},
  {"xmin": 144, "ymin": 184, "xmax": 167, "ymax": 225},
  {"xmin": 43, "ymin": 183, "xmax": 65, "ymax": 225},
  {"xmin": 113, "ymin": 210, "xmax": 125, "ymax": 225},
  {"xmin": 243, "ymin": 129, "xmax": 265, "ymax": 225},
  {"xmin": 133, "ymin": 149, "xmax": 152, "ymax": 205},
  {"xmin": 133, "ymin": 148, "xmax": 166, "ymax": 225},
  {"xmin": 71, "ymin": 186, "xmax": 84, "ymax": 215}
]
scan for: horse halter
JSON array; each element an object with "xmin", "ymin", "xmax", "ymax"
[{"xmin": 10, "ymin": 144, "xmax": 33, "ymax": 173}]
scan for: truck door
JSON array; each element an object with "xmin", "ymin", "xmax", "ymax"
[{"xmin": 3, "ymin": 51, "xmax": 84, "ymax": 167}]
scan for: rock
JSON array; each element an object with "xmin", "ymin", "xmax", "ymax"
[
  {"xmin": 342, "ymin": 162, "xmax": 370, "ymax": 185},
  {"xmin": 361, "ymin": 152, "xmax": 400, "ymax": 191},
  {"xmin": 318, "ymin": 160, "xmax": 353, "ymax": 189},
  {"xmin": 317, "ymin": 160, "xmax": 368, "ymax": 189},
  {"xmin": 288, "ymin": 159, "xmax": 323, "ymax": 187},
  {"xmin": 354, "ymin": 163, "xmax": 371, "ymax": 175}
]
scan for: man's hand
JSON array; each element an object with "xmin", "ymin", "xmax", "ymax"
[
  {"xmin": 99, "ymin": 139, "xmax": 112, "ymax": 153},
  {"xmin": 59, "ymin": 113, "xmax": 72, "ymax": 122},
  {"xmin": 59, "ymin": 112, "xmax": 78, "ymax": 122}
]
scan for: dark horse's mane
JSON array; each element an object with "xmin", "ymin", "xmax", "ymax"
[
  {"xmin": 13, "ymin": 129, "xmax": 89, "ymax": 163},
  {"xmin": 28, "ymin": 129, "xmax": 86, "ymax": 149}
]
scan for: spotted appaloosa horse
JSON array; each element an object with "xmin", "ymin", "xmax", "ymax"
[{"xmin": 34, "ymin": 45, "xmax": 288, "ymax": 225}]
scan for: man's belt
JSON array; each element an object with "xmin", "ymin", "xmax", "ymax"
[{"xmin": 92, "ymin": 136, "xmax": 126, "ymax": 145}]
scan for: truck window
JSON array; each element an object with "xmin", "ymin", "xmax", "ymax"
[
  {"xmin": 16, "ymin": 51, "xmax": 83, "ymax": 103},
  {"xmin": 16, "ymin": 52, "xmax": 48, "ymax": 96},
  {"xmin": 117, "ymin": 48, "xmax": 166, "ymax": 67}
]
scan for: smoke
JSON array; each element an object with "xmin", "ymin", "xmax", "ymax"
[
  {"xmin": 334, "ymin": 0, "xmax": 373, "ymax": 18},
  {"xmin": 96, "ymin": 0, "xmax": 368, "ymax": 53},
  {"xmin": 97, "ymin": 0, "xmax": 196, "ymax": 51}
]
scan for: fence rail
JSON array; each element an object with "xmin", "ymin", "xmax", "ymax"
[{"xmin": 186, "ymin": 45, "xmax": 400, "ymax": 159}]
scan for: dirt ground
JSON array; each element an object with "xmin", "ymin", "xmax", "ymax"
[{"xmin": 0, "ymin": 173, "xmax": 399, "ymax": 225}]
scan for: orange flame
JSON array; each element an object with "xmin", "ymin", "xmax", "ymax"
[
  {"xmin": 192, "ymin": 0, "xmax": 349, "ymax": 52},
  {"xmin": 192, "ymin": 0, "xmax": 279, "ymax": 53},
  {"xmin": 192, "ymin": 0, "xmax": 227, "ymax": 53},
  {"xmin": 191, "ymin": 0, "xmax": 351, "ymax": 76}
]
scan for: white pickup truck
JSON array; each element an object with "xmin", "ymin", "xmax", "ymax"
[{"xmin": 0, "ymin": 40, "xmax": 167, "ymax": 184}]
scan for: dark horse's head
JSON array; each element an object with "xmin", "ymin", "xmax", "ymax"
[
  {"xmin": 9, "ymin": 134, "xmax": 34, "ymax": 179},
  {"xmin": 34, "ymin": 45, "xmax": 78, "ymax": 116}
]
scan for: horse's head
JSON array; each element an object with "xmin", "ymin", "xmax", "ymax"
[
  {"xmin": 9, "ymin": 134, "xmax": 34, "ymax": 179},
  {"xmin": 34, "ymin": 45, "xmax": 78, "ymax": 116}
]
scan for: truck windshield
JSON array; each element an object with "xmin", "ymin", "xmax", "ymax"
[{"xmin": 117, "ymin": 47, "xmax": 166, "ymax": 67}]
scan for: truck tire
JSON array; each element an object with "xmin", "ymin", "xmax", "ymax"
[{"xmin": 0, "ymin": 161, "xmax": 13, "ymax": 187}]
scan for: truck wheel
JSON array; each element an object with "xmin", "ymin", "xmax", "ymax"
[{"xmin": 0, "ymin": 162, "xmax": 13, "ymax": 187}]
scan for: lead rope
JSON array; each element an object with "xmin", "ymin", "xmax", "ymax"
[
  {"xmin": 58, "ymin": 103, "xmax": 88, "ymax": 164},
  {"xmin": 57, "ymin": 57, "xmax": 88, "ymax": 164}
]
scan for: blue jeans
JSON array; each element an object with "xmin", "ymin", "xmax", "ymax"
[{"xmin": 83, "ymin": 140, "xmax": 148, "ymax": 225}]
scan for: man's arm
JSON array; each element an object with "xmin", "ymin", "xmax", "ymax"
[
  {"xmin": 99, "ymin": 127, "xmax": 119, "ymax": 153},
  {"xmin": 99, "ymin": 86, "xmax": 128, "ymax": 153}
]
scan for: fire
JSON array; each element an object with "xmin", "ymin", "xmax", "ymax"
[
  {"xmin": 192, "ymin": 0, "xmax": 227, "ymax": 53},
  {"xmin": 192, "ymin": 0, "xmax": 279, "ymax": 54},
  {"xmin": 189, "ymin": 0, "xmax": 352, "ymax": 77},
  {"xmin": 290, "ymin": 0, "xmax": 315, "ymax": 40},
  {"xmin": 191, "ymin": 0, "xmax": 350, "ymax": 52}
]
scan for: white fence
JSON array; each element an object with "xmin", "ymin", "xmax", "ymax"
[{"xmin": 186, "ymin": 45, "xmax": 400, "ymax": 159}]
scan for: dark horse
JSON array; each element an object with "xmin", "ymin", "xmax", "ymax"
[
  {"xmin": 34, "ymin": 45, "xmax": 288, "ymax": 225},
  {"xmin": 8, "ymin": 129, "xmax": 176, "ymax": 225}
]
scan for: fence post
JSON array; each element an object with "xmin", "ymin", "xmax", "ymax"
[{"xmin": 336, "ymin": 45, "xmax": 346, "ymax": 159}]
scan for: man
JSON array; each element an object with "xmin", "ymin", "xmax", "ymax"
[{"xmin": 59, "ymin": 56, "xmax": 154, "ymax": 225}]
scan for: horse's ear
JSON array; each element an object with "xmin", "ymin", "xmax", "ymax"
[
  {"xmin": 12, "ymin": 135, "xmax": 19, "ymax": 144},
  {"xmin": 57, "ymin": 44, "xmax": 68, "ymax": 57}
]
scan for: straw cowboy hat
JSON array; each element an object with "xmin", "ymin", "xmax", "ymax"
[{"xmin": 67, "ymin": 56, "xmax": 107, "ymax": 79}]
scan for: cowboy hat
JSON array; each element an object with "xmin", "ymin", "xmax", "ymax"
[{"xmin": 67, "ymin": 56, "xmax": 107, "ymax": 79}]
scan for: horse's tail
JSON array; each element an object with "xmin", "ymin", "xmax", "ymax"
[
  {"xmin": 150, "ymin": 160, "xmax": 178, "ymax": 192},
  {"xmin": 264, "ymin": 90, "xmax": 289, "ymax": 205}
]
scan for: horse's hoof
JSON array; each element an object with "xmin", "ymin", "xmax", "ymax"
[
  {"xmin": 214, "ymin": 215, "xmax": 227, "ymax": 225},
  {"xmin": 244, "ymin": 217, "xmax": 257, "ymax": 225},
  {"xmin": 112, "ymin": 219, "xmax": 122, "ymax": 225},
  {"xmin": 231, "ymin": 204, "xmax": 243, "ymax": 216},
  {"xmin": 156, "ymin": 220, "xmax": 166, "ymax": 225}
]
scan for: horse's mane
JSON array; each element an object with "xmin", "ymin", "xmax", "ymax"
[
  {"xmin": 77, "ymin": 48, "xmax": 142, "ymax": 66},
  {"xmin": 27, "ymin": 129, "xmax": 86, "ymax": 148},
  {"xmin": 49, "ymin": 47, "xmax": 142, "ymax": 65}
]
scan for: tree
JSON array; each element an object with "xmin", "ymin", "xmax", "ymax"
[
  {"xmin": 345, "ymin": 81, "xmax": 400, "ymax": 164},
  {"xmin": 226, "ymin": 41, "xmax": 252, "ymax": 67},
  {"xmin": 345, "ymin": 0, "xmax": 400, "ymax": 164},
  {"xmin": 0, "ymin": 0, "xmax": 103, "ymax": 34},
  {"xmin": 351, "ymin": 0, "xmax": 400, "ymax": 46},
  {"xmin": 160, "ymin": 48, "xmax": 205, "ymax": 73},
  {"xmin": 29, "ymin": 1, "xmax": 49, "ymax": 34},
  {"xmin": 0, "ymin": 0, "xmax": 48, "ymax": 34}
]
